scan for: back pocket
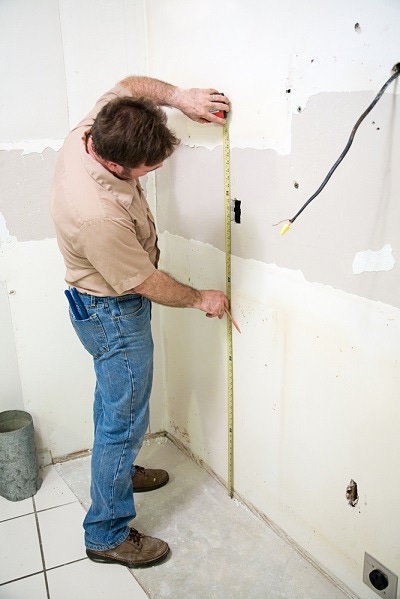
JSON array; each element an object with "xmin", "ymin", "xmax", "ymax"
[{"xmin": 70, "ymin": 313, "xmax": 109, "ymax": 359}]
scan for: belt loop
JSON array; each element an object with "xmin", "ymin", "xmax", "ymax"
[{"xmin": 91, "ymin": 296, "xmax": 96, "ymax": 308}]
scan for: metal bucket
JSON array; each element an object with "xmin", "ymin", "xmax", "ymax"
[{"xmin": 0, "ymin": 410, "xmax": 42, "ymax": 501}]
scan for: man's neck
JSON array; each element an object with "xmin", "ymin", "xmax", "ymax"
[
  {"xmin": 86, "ymin": 135, "xmax": 104, "ymax": 165},
  {"xmin": 85, "ymin": 135, "xmax": 122, "ymax": 179}
]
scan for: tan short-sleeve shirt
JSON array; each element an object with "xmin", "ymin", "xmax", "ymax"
[{"xmin": 50, "ymin": 85, "xmax": 159, "ymax": 297}]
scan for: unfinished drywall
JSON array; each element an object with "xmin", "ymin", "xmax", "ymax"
[
  {"xmin": 147, "ymin": 0, "xmax": 399, "ymax": 151},
  {"xmin": 157, "ymin": 87, "xmax": 400, "ymax": 308},
  {"xmin": 0, "ymin": 281, "xmax": 23, "ymax": 411},
  {"xmin": 0, "ymin": 0, "xmax": 163, "ymax": 461},
  {"xmin": 0, "ymin": 239, "xmax": 94, "ymax": 456},
  {"xmin": 158, "ymin": 231, "xmax": 400, "ymax": 599},
  {"xmin": 147, "ymin": 1, "xmax": 400, "ymax": 598},
  {"xmin": 0, "ymin": 149, "xmax": 58, "ymax": 242},
  {"xmin": 1, "ymin": 1, "xmax": 399, "ymax": 598}
]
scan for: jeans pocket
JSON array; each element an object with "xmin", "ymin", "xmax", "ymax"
[
  {"xmin": 70, "ymin": 314, "xmax": 109, "ymax": 359},
  {"xmin": 116, "ymin": 295, "xmax": 145, "ymax": 318}
]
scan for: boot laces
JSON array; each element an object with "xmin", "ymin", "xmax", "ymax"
[{"xmin": 129, "ymin": 528, "xmax": 144, "ymax": 547}]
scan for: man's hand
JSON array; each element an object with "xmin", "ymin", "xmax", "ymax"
[
  {"xmin": 195, "ymin": 290, "xmax": 229, "ymax": 319},
  {"xmin": 119, "ymin": 76, "xmax": 230, "ymax": 124},
  {"xmin": 172, "ymin": 88, "xmax": 230, "ymax": 124},
  {"xmin": 133, "ymin": 271, "xmax": 229, "ymax": 319}
]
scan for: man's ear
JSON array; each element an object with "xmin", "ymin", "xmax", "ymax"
[{"xmin": 104, "ymin": 161, "xmax": 122, "ymax": 175}]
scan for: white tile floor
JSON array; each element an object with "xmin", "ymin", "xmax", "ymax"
[
  {"xmin": 0, "ymin": 463, "xmax": 148, "ymax": 599},
  {"xmin": 0, "ymin": 438, "xmax": 354, "ymax": 599}
]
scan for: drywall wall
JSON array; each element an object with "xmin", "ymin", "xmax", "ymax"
[
  {"xmin": 146, "ymin": 1, "xmax": 400, "ymax": 598},
  {"xmin": 0, "ymin": 239, "xmax": 95, "ymax": 458},
  {"xmin": 156, "ymin": 95, "xmax": 400, "ymax": 307},
  {"xmin": 0, "ymin": 0, "xmax": 164, "ymax": 461},
  {"xmin": 147, "ymin": 0, "xmax": 399, "ymax": 152},
  {"xmin": 159, "ymin": 233, "xmax": 400, "ymax": 598},
  {"xmin": 1, "ymin": 1, "xmax": 399, "ymax": 598},
  {"xmin": 0, "ymin": 281, "xmax": 23, "ymax": 411}
]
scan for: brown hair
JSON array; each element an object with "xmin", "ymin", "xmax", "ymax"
[{"xmin": 90, "ymin": 96, "xmax": 180, "ymax": 168}]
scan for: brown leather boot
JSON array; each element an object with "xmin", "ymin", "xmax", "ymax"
[
  {"xmin": 86, "ymin": 528, "xmax": 170, "ymax": 567},
  {"xmin": 132, "ymin": 465, "xmax": 169, "ymax": 492}
]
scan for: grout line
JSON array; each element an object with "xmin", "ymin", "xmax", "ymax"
[
  {"xmin": 45, "ymin": 556, "xmax": 88, "ymax": 572},
  {"xmin": 0, "ymin": 497, "xmax": 79, "ymax": 525},
  {"xmin": 32, "ymin": 496, "xmax": 51, "ymax": 599},
  {"xmin": 0, "ymin": 511, "xmax": 35, "ymax": 524},
  {"xmin": 0, "ymin": 571, "xmax": 43, "ymax": 587},
  {"xmin": 34, "ymin": 500, "xmax": 78, "ymax": 514}
]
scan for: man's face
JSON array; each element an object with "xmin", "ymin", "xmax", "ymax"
[{"xmin": 117, "ymin": 162, "xmax": 164, "ymax": 180}]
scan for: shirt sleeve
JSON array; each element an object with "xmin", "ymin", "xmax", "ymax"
[{"xmin": 74, "ymin": 217, "xmax": 156, "ymax": 295}]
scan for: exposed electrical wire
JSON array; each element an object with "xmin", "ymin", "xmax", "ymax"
[{"xmin": 275, "ymin": 63, "xmax": 400, "ymax": 235}]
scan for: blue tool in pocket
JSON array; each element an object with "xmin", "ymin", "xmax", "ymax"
[{"xmin": 64, "ymin": 288, "xmax": 89, "ymax": 320}]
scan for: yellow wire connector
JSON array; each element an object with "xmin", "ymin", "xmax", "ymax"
[{"xmin": 280, "ymin": 222, "xmax": 291, "ymax": 236}]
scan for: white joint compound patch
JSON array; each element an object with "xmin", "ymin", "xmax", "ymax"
[{"xmin": 352, "ymin": 244, "xmax": 395, "ymax": 275}]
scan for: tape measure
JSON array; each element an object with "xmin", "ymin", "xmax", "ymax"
[{"xmin": 223, "ymin": 122, "xmax": 234, "ymax": 498}]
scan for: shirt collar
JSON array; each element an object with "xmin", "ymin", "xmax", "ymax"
[{"xmin": 80, "ymin": 131, "xmax": 138, "ymax": 207}]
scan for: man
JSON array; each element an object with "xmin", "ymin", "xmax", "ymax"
[{"xmin": 50, "ymin": 76, "xmax": 230, "ymax": 568}]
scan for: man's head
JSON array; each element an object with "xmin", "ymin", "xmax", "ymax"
[{"xmin": 90, "ymin": 96, "xmax": 180, "ymax": 176}]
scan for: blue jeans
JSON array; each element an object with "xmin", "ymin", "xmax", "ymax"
[{"xmin": 69, "ymin": 292, "xmax": 153, "ymax": 550}]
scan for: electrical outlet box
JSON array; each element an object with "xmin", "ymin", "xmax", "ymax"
[{"xmin": 363, "ymin": 552, "xmax": 398, "ymax": 599}]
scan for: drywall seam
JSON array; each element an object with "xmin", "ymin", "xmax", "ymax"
[
  {"xmin": 159, "ymin": 231, "xmax": 400, "ymax": 315},
  {"xmin": 0, "ymin": 140, "xmax": 64, "ymax": 155},
  {"xmin": 141, "ymin": 0, "xmax": 150, "ymax": 76}
]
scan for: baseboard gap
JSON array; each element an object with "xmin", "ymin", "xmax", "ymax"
[{"xmin": 52, "ymin": 448, "xmax": 92, "ymax": 464}]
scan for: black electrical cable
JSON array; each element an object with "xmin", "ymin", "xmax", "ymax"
[{"xmin": 277, "ymin": 63, "xmax": 400, "ymax": 231}]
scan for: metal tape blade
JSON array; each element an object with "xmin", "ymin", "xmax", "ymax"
[{"xmin": 223, "ymin": 123, "xmax": 234, "ymax": 498}]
